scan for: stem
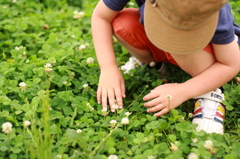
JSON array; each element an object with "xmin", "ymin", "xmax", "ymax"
[
  {"xmin": 26, "ymin": 128, "xmax": 38, "ymax": 147},
  {"xmin": 124, "ymin": 125, "xmax": 128, "ymax": 136},
  {"xmin": 163, "ymin": 130, "xmax": 171, "ymax": 145},
  {"xmin": 70, "ymin": 107, "xmax": 78, "ymax": 127},
  {"xmin": 7, "ymin": 134, "xmax": 11, "ymax": 155},
  {"xmin": 88, "ymin": 125, "xmax": 119, "ymax": 158},
  {"xmin": 167, "ymin": 98, "xmax": 171, "ymax": 113}
]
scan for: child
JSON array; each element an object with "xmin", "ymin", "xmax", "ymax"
[{"xmin": 91, "ymin": 0, "xmax": 240, "ymax": 134}]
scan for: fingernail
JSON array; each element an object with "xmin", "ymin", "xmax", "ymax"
[{"xmin": 111, "ymin": 109, "xmax": 115, "ymax": 112}]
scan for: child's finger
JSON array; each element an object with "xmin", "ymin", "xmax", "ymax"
[
  {"xmin": 101, "ymin": 89, "xmax": 108, "ymax": 110},
  {"xmin": 146, "ymin": 103, "xmax": 163, "ymax": 113},
  {"xmin": 121, "ymin": 80, "xmax": 126, "ymax": 98},
  {"xmin": 114, "ymin": 88, "xmax": 122, "ymax": 108},
  {"xmin": 97, "ymin": 87, "xmax": 102, "ymax": 104},
  {"xmin": 143, "ymin": 90, "xmax": 160, "ymax": 101},
  {"xmin": 108, "ymin": 89, "xmax": 116, "ymax": 112},
  {"xmin": 153, "ymin": 108, "xmax": 169, "ymax": 117},
  {"xmin": 144, "ymin": 97, "xmax": 162, "ymax": 107}
]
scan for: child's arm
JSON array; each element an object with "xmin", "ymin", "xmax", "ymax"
[
  {"xmin": 143, "ymin": 40, "xmax": 240, "ymax": 117},
  {"xmin": 91, "ymin": 0, "xmax": 125, "ymax": 111}
]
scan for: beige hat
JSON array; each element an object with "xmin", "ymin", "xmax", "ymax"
[{"xmin": 144, "ymin": 0, "xmax": 228, "ymax": 54}]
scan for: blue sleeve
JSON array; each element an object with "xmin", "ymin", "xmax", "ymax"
[
  {"xmin": 211, "ymin": 3, "xmax": 240, "ymax": 45},
  {"xmin": 103, "ymin": 0, "xmax": 130, "ymax": 11}
]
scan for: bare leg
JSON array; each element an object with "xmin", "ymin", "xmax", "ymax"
[{"xmin": 171, "ymin": 50, "xmax": 216, "ymax": 77}]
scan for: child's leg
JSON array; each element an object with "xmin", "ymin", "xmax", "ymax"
[
  {"xmin": 170, "ymin": 45, "xmax": 215, "ymax": 77},
  {"xmin": 112, "ymin": 8, "xmax": 170, "ymax": 64},
  {"xmin": 169, "ymin": 46, "xmax": 225, "ymax": 134}
]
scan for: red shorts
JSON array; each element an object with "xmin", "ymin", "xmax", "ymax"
[{"xmin": 112, "ymin": 8, "xmax": 214, "ymax": 66}]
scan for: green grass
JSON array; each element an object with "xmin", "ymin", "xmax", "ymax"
[{"xmin": 0, "ymin": 0, "xmax": 239, "ymax": 159}]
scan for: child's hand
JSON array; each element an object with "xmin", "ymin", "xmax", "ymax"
[
  {"xmin": 97, "ymin": 66, "xmax": 125, "ymax": 112},
  {"xmin": 143, "ymin": 83, "xmax": 189, "ymax": 117}
]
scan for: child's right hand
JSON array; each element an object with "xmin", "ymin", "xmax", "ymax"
[{"xmin": 97, "ymin": 66, "xmax": 126, "ymax": 112}]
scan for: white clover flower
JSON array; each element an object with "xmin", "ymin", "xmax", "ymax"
[
  {"xmin": 44, "ymin": 63, "xmax": 53, "ymax": 72},
  {"xmin": 110, "ymin": 120, "xmax": 117, "ymax": 124},
  {"xmin": 69, "ymin": 72, "xmax": 75, "ymax": 79},
  {"xmin": 24, "ymin": 121, "xmax": 31, "ymax": 127},
  {"xmin": 188, "ymin": 113, "xmax": 193, "ymax": 118},
  {"xmin": 204, "ymin": 140, "xmax": 213, "ymax": 150},
  {"xmin": 128, "ymin": 2, "xmax": 135, "ymax": 6},
  {"xmin": 73, "ymin": 11, "xmax": 84, "ymax": 19},
  {"xmin": 112, "ymin": 104, "xmax": 118, "ymax": 110},
  {"xmin": 76, "ymin": 44, "xmax": 86, "ymax": 51},
  {"xmin": 79, "ymin": 44, "xmax": 86, "ymax": 50},
  {"xmin": 15, "ymin": 46, "xmax": 22, "ymax": 50},
  {"xmin": 19, "ymin": 82, "xmax": 27, "ymax": 87},
  {"xmin": 108, "ymin": 155, "xmax": 118, "ymax": 159},
  {"xmin": 121, "ymin": 117, "xmax": 129, "ymax": 125},
  {"xmin": 149, "ymin": 61, "xmax": 156, "ymax": 67},
  {"xmin": 82, "ymin": 84, "xmax": 88, "ymax": 88},
  {"xmin": 76, "ymin": 129, "xmax": 82, "ymax": 134},
  {"xmin": 19, "ymin": 82, "xmax": 27, "ymax": 91},
  {"xmin": 86, "ymin": 103, "xmax": 94, "ymax": 111},
  {"xmin": 71, "ymin": 35, "xmax": 75, "ymax": 38},
  {"xmin": 102, "ymin": 108, "xmax": 108, "ymax": 116},
  {"xmin": 187, "ymin": 152, "xmax": 199, "ymax": 159},
  {"xmin": 170, "ymin": 142, "xmax": 178, "ymax": 151},
  {"xmin": 86, "ymin": 57, "xmax": 94, "ymax": 64},
  {"xmin": 102, "ymin": 108, "xmax": 107, "ymax": 112},
  {"xmin": 148, "ymin": 155, "xmax": 156, "ymax": 159},
  {"xmin": 166, "ymin": 95, "xmax": 172, "ymax": 100},
  {"xmin": 2, "ymin": 122, "xmax": 12, "ymax": 134},
  {"xmin": 56, "ymin": 154, "xmax": 62, "ymax": 159},
  {"xmin": 63, "ymin": 81, "xmax": 67, "ymax": 85},
  {"xmin": 178, "ymin": 116, "xmax": 185, "ymax": 122},
  {"xmin": 110, "ymin": 120, "xmax": 117, "ymax": 128},
  {"xmin": 12, "ymin": 0, "xmax": 17, "ymax": 3},
  {"xmin": 125, "ymin": 112, "xmax": 131, "ymax": 117},
  {"xmin": 192, "ymin": 138, "xmax": 198, "ymax": 143},
  {"xmin": 132, "ymin": 57, "xmax": 142, "ymax": 67}
]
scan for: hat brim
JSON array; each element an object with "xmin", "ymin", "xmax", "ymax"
[{"xmin": 144, "ymin": 1, "xmax": 219, "ymax": 54}]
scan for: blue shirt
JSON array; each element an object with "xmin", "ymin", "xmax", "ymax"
[{"xmin": 103, "ymin": 0, "xmax": 240, "ymax": 45}]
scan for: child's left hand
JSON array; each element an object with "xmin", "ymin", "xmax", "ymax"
[{"xmin": 143, "ymin": 83, "xmax": 189, "ymax": 117}]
